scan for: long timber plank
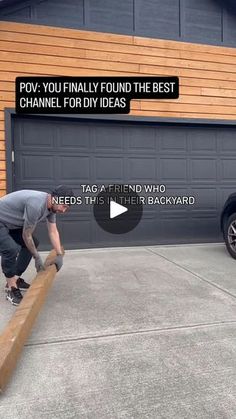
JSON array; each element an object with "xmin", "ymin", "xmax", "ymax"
[{"xmin": 0, "ymin": 249, "xmax": 63, "ymax": 392}]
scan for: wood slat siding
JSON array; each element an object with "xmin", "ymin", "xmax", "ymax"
[{"xmin": 0, "ymin": 20, "xmax": 236, "ymax": 197}]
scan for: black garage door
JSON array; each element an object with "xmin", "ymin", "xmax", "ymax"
[{"xmin": 12, "ymin": 116, "xmax": 236, "ymax": 249}]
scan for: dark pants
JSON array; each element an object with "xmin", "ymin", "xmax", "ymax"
[{"xmin": 0, "ymin": 224, "xmax": 39, "ymax": 279}]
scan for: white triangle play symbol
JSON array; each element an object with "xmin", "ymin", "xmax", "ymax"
[{"xmin": 110, "ymin": 200, "xmax": 128, "ymax": 219}]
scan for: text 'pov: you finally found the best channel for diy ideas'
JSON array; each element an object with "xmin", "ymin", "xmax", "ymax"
[{"xmin": 15, "ymin": 76, "xmax": 179, "ymax": 114}]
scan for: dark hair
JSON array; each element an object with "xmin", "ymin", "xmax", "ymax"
[{"xmin": 51, "ymin": 185, "xmax": 75, "ymax": 199}]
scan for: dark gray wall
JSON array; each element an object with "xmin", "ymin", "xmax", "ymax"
[{"xmin": 1, "ymin": 0, "xmax": 236, "ymax": 48}]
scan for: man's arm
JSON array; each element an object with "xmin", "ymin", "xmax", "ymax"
[
  {"xmin": 22, "ymin": 225, "xmax": 45, "ymax": 271},
  {"xmin": 22, "ymin": 200, "xmax": 41, "ymax": 259},
  {"xmin": 47, "ymin": 220, "xmax": 63, "ymax": 255},
  {"xmin": 47, "ymin": 220, "xmax": 64, "ymax": 271},
  {"xmin": 22, "ymin": 225, "xmax": 39, "ymax": 259}
]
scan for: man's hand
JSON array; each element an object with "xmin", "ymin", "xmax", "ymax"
[
  {"xmin": 51, "ymin": 254, "xmax": 63, "ymax": 272},
  {"xmin": 35, "ymin": 255, "xmax": 45, "ymax": 272}
]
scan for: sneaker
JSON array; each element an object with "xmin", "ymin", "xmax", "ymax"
[
  {"xmin": 16, "ymin": 277, "xmax": 30, "ymax": 291},
  {"xmin": 6, "ymin": 287, "xmax": 23, "ymax": 306},
  {"xmin": 5, "ymin": 277, "xmax": 30, "ymax": 292}
]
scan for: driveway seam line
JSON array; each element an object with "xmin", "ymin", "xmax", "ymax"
[
  {"xmin": 146, "ymin": 247, "xmax": 236, "ymax": 301},
  {"xmin": 25, "ymin": 320, "xmax": 236, "ymax": 348}
]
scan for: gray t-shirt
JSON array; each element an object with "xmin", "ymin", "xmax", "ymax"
[{"xmin": 0, "ymin": 190, "xmax": 56, "ymax": 230}]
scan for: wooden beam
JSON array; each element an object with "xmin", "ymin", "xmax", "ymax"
[{"xmin": 0, "ymin": 249, "xmax": 63, "ymax": 393}]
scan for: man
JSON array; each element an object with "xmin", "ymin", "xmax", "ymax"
[{"xmin": 0, "ymin": 185, "xmax": 74, "ymax": 305}]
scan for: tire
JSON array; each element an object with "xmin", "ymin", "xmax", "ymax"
[{"xmin": 223, "ymin": 212, "xmax": 236, "ymax": 259}]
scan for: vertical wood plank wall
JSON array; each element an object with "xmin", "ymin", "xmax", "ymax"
[{"xmin": 0, "ymin": 21, "xmax": 236, "ymax": 196}]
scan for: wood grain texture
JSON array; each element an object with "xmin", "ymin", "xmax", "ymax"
[
  {"xmin": 0, "ymin": 151, "xmax": 6, "ymax": 160},
  {"xmin": 0, "ymin": 21, "xmax": 236, "ymax": 195},
  {"xmin": 0, "ymin": 142, "xmax": 6, "ymax": 151},
  {"xmin": 0, "ymin": 61, "xmax": 138, "ymax": 77},
  {"xmin": 0, "ymin": 21, "xmax": 133, "ymax": 45},
  {"xmin": 2, "ymin": 46, "xmax": 236, "ymax": 74},
  {"xmin": 0, "ymin": 248, "xmax": 64, "ymax": 393},
  {"xmin": 0, "ymin": 171, "xmax": 6, "ymax": 180},
  {"xmin": 133, "ymin": 36, "xmax": 236, "ymax": 56},
  {"xmin": 131, "ymin": 110, "xmax": 236, "ymax": 119},
  {"xmin": 0, "ymin": 161, "xmax": 6, "ymax": 170}
]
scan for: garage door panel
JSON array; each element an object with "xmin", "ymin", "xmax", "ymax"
[
  {"xmin": 188, "ymin": 218, "xmax": 221, "ymax": 241},
  {"xmin": 127, "ymin": 219, "xmax": 163, "ymax": 243},
  {"xmin": 140, "ymin": 209, "xmax": 156, "ymax": 219},
  {"xmin": 92, "ymin": 222, "xmax": 123, "ymax": 246},
  {"xmin": 126, "ymin": 127, "xmax": 156, "ymax": 151},
  {"xmin": 59, "ymin": 219, "xmax": 91, "ymax": 248},
  {"xmin": 159, "ymin": 128, "xmax": 188, "ymax": 153},
  {"xmin": 95, "ymin": 156, "xmax": 124, "ymax": 181},
  {"xmin": 157, "ymin": 187, "xmax": 191, "ymax": 213},
  {"xmin": 218, "ymin": 130, "xmax": 236, "ymax": 153},
  {"xmin": 221, "ymin": 159, "xmax": 236, "ymax": 181},
  {"xmin": 92, "ymin": 219, "xmax": 162, "ymax": 246},
  {"xmin": 60, "ymin": 156, "xmax": 90, "ymax": 181},
  {"xmin": 58, "ymin": 123, "xmax": 91, "ymax": 150},
  {"xmin": 221, "ymin": 187, "xmax": 236, "ymax": 203},
  {"xmin": 158, "ymin": 218, "xmax": 193, "ymax": 243},
  {"xmin": 35, "ymin": 219, "xmax": 92, "ymax": 250},
  {"xmin": 128, "ymin": 157, "xmax": 156, "ymax": 181},
  {"xmin": 61, "ymin": 194, "xmax": 89, "ymax": 216},
  {"xmin": 12, "ymin": 117, "xmax": 235, "ymax": 248},
  {"xmin": 191, "ymin": 211, "xmax": 218, "ymax": 220},
  {"xmin": 158, "ymin": 216, "xmax": 220, "ymax": 243},
  {"xmin": 190, "ymin": 188, "xmax": 217, "ymax": 210},
  {"xmin": 189, "ymin": 130, "xmax": 217, "ymax": 153},
  {"xmin": 94, "ymin": 125, "xmax": 124, "ymax": 150},
  {"xmin": 159, "ymin": 211, "xmax": 190, "ymax": 219},
  {"xmin": 64, "ymin": 207, "xmax": 90, "ymax": 218},
  {"xmin": 14, "ymin": 120, "xmax": 55, "ymax": 150},
  {"xmin": 160, "ymin": 158, "xmax": 187, "ymax": 182},
  {"xmin": 191, "ymin": 159, "xmax": 217, "ymax": 182},
  {"xmin": 17, "ymin": 154, "xmax": 54, "ymax": 182}
]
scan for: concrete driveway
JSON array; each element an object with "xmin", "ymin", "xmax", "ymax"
[{"xmin": 1, "ymin": 243, "xmax": 236, "ymax": 418}]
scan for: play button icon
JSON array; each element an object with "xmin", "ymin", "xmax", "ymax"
[
  {"xmin": 93, "ymin": 185, "xmax": 143, "ymax": 234},
  {"xmin": 110, "ymin": 200, "xmax": 128, "ymax": 219}
]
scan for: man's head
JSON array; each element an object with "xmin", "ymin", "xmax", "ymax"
[{"xmin": 49, "ymin": 185, "xmax": 75, "ymax": 213}]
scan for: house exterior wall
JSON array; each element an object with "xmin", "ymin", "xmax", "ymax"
[{"xmin": 0, "ymin": 21, "xmax": 236, "ymax": 197}]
